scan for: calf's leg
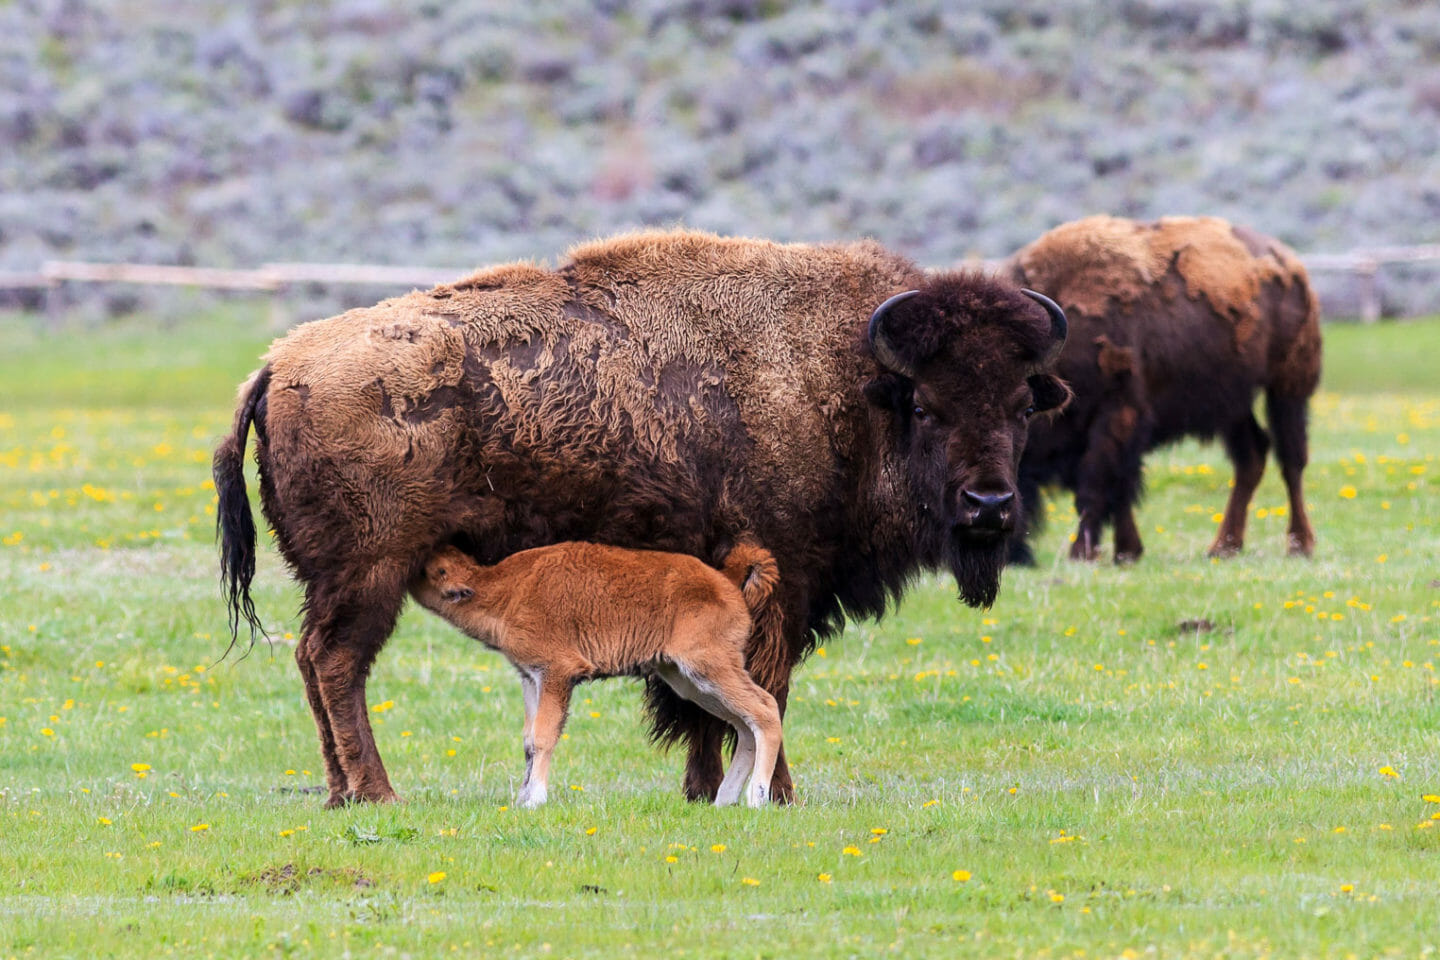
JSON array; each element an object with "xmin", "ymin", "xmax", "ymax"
[
  {"xmin": 1209, "ymin": 411, "xmax": 1270, "ymax": 557},
  {"xmin": 659, "ymin": 656, "xmax": 781, "ymax": 807},
  {"xmin": 516, "ymin": 668, "xmax": 541, "ymax": 794},
  {"xmin": 518, "ymin": 672, "xmax": 573, "ymax": 808}
]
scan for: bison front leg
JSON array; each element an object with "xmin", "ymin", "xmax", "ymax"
[
  {"xmin": 1112, "ymin": 503, "xmax": 1144, "ymax": 564},
  {"xmin": 682, "ymin": 718, "xmax": 726, "ymax": 802},
  {"xmin": 763, "ymin": 679, "xmax": 795, "ymax": 803},
  {"xmin": 300, "ymin": 579, "xmax": 406, "ymax": 807},
  {"xmin": 1073, "ymin": 403, "xmax": 1147, "ymax": 563}
]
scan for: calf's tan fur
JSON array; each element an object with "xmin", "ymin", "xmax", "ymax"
[{"xmin": 412, "ymin": 541, "xmax": 784, "ymax": 808}]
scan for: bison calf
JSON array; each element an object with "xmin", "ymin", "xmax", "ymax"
[
  {"xmin": 412, "ymin": 541, "xmax": 784, "ymax": 808},
  {"xmin": 1008, "ymin": 215, "xmax": 1321, "ymax": 563}
]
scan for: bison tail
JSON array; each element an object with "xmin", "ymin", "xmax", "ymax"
[
  {"xmin": 720, "ymin": 541, "xmax": 779, "ymax": 614},
  {"xmin": 720, "ymin": 542, "xmax": 788, "ymax": 698},
  {"xmin": 213, "ymin": 365, "xmax": 272, "ymax": 655}
]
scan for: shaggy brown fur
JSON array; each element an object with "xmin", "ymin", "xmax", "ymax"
[
  {"xmin": 413, "ymin": 541, "xmax": 783, "ymax": 808},
  {"xmin": 1008, "ymin": 215, "xmax": 1321, "ymax": 564},
  {"xmin": 214, "ymin": 228, "xmax": 1067, "ymax": 806}
]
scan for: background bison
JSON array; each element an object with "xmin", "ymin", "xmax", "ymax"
[
  {"xmin": 1006, "ymin": 215, "xmax": 1321, "ymax": 564},
  {"xmin": 214, "ymin": 229, "xmax": 1068, "ymax": 807}
]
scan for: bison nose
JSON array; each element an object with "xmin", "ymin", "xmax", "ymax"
[{"xmin": 960, "ymin": 488, "xmax": 1016, "ymax": 531}]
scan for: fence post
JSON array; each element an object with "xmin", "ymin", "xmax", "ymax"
[
  {"xmin": 1355, "ymin": 258, "xmax": 1380, "ymax": 324},
  {"xmin": 45, "ymin": 279, "xmax": 65, "ymax": 330}
]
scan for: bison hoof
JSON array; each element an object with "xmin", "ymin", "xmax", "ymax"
[
  {"xmin": 1207, "ymin": 540, "xmax": 1242, "ymax": 559},
  {"xmin": 769, "ymin": 779, "xmax": 796, "ymax": 805},
  {"xmin": 1286, "ymin": 534, "xmax": 1315, "ymax": 558},
  {"xmin": 1068, "ymin": 541, "xmax": 1100, "ymax": 562},
  {"xmin": 326, "ymin": 787, "xmax": 401, "ymax": 808},
  {"xmin": 1114, "ymin": 549, "xmax": 1143, "ymax": 565}
]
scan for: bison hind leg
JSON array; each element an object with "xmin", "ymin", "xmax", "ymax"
[
  {"xmin": 298, "ymin": 569, "xmax": 411, "ymax": 807},
  {"xmin": 1208, "ymin": 412, "xmax": 1270, "ymax": 558},
  {"xmin": 1266, "ymin": 391, "xmax": 1316, "ymax": 557}
]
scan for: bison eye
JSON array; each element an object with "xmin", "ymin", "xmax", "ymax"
[
  {"xmin": 912, "ymin": 404, "xmax": 930, "ymax": 423},
  {"xmin": 1023, "ymin": 404, "xmax": 1036, "ymax": 418}
]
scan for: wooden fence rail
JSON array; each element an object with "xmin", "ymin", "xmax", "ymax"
[{"xmin": 3, "ymin": 247, "xmax": 1438, "ymax": 324}]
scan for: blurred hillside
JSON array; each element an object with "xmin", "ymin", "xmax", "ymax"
[{"xmin": 2, "ymin": 0, "xmax": 1437, "ymax": 316}]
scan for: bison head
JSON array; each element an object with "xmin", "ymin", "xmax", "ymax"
[{"xmin": 864, "ymin": 274, "xmax": 1070, "ymax": 607}]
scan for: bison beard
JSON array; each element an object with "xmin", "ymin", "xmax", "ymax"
[{"xmin": 949, "ymin": 532, "xmax": 1006, "ymax": 608}]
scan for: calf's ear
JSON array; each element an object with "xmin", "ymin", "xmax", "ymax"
[{"xmin": 1027, "ymin": 374, "xmax": 1072, "ymax": 416}]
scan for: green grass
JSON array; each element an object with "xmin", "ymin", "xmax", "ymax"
[{"xmin": 1, "ymin": 309, "xmax": 1437, "ymax": 958}]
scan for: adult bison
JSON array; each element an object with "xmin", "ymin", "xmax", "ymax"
[
  {"xmin": 214, "ymin": 229, "xmax": 1069, "ymax": 807},
  {"xmin": 1006, "ymin": 215, "xmax": 1320, "ymax": 564}
]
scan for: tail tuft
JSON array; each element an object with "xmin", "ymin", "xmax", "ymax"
[{"xmin": 213, "ymin": 366, "xmax": 271, "ymax": 656}]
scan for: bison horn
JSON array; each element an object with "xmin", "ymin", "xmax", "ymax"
[
  {"xmin": 1022, "ymin": 288, "xmax": 1067, "ymax": 364},
  {"xmin": 868, "ymin": 290, "xmax": 921, "ymax": 377}
]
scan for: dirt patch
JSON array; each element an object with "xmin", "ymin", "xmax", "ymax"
[
  {"xmin": 1177, "ymin": 618, "xmax": 1214, "ymax": 634},
  {"xmin": 241, "ymin": 862, "xmax": 374, "ymax": 895}
]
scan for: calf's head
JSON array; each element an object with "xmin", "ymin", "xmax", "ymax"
[
  {"xmin": 424, "ymin": 546, "xmax": 481, "ymax": 603},
  {"xmin": 864, "ymin": 274, "xmax": 1070, "ymax": 607}
]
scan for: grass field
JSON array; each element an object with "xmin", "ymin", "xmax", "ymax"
[{"xmin": 1, "ymin": 308, "xmax": 1437, "ymax": 959}]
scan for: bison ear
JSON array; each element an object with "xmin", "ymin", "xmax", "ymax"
[
  {"xmin": 863, "ymin": 372, "xmax": 911, "ymax": 414},
  {"xmin": 1027, "ymin": 374, "xmax": 1072, "ymax": 416}
]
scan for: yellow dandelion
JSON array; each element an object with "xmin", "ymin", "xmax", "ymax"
[
  {"xmin": 710, "ymin": 843, "xmax": 726, "ymax": 853},
  {"xmin": 1422, "ymin": 795, "xmax": 1440, "ymax": 804},
  {"xmin": 818, "ymin": 873, "xmax": 832, "ymax": 883},
  {"xmin": 842, "ymin": 846, "xmax": 862, "ymax": 857},
  {"xmin": 1340, "ymin": 884, "xmax": 1354, "ymax": 893},
  {"xmin": 1379, "ymin": 765, "xmax": 1400, "ymax": 778},
  {"xmin": 428, "ymin": 871, "xmax": 446, "ymax": 884},
  {"xmin": 740, "ymin": 877, "xmax": 760, "ymax": 886},
  {"xmin": 1050, "ymin": 891, "xmax": 1065, "ymax": 903},
  {"xmin": 190, "ymin": 823, "xmax": 209, "ymax": 832},
  {"xmin": 97, "ymin": 817, "xmax": 112, "ymax": 826},
  {"xmin": 586, "ymin": 827, "xmax": 598, "ymax": 836},
  {"xmin": 952, "ymin": 869, "xmax": 971, "ymax": 882},
  {"xmin": 870, "ymin": 827, "xmax": 888, "ymax": 836},
  {"xmin": 1339, "ymin": 485, "xmax": 1357, "ymax": 499},
  {"xmin": 371, "ymin": 700, "xmax": 395, "ymax": 713},
  {"xmin": 664, "ymin": 855, "xmax": 678, "ymax": 863}
]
